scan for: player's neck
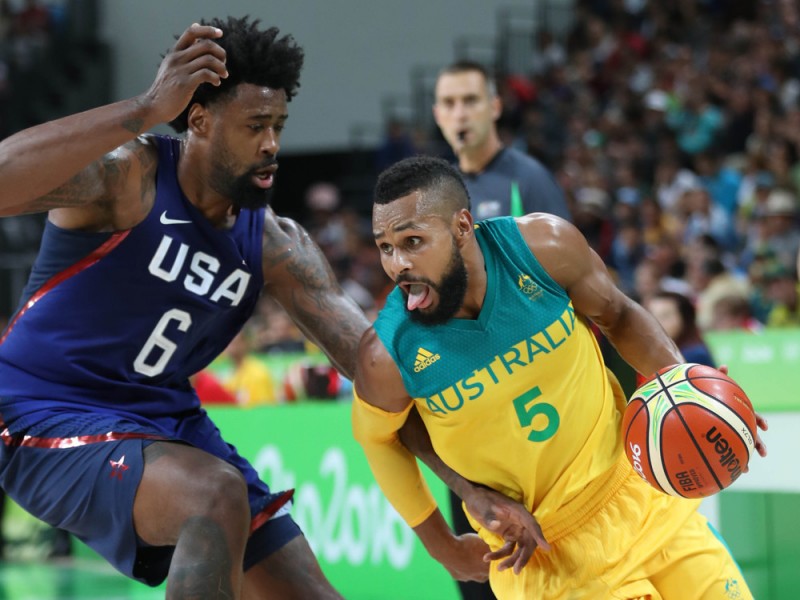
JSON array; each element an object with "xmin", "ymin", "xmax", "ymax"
[
  {"xmin": 177, "ymin": 150, "xmax": 237, "ymax": 229},
  {"xmin": 453, "ymin": 239, "xmax": 488, "ymax": 320},
  {"xmin": 457, "ymin": 135, "xmax": 503, "ymax": 175}
]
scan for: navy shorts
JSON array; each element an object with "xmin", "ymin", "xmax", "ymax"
[{"xmin": 0, "ymin": 408, "xmax": 301, "ymax": 586}]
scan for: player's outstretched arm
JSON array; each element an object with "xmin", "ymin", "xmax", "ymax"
[
  {"xmin": 353, "ymin": 328, "xmax": 491, "ymax": 582},
  {"xmin": 261, "ymin": 211, "xmax": 370, "ymax": 379},
  {"xmin": 0, "ymin": 23, "xmax": 227, "ymax": 217}
]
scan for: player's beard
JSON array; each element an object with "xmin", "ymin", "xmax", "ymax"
[
  {"xmin": 209, "ymin": 145, "xmax": 275, "ymax": 210},
  {"xmin": 403, "ymin": 236, "xmax": 468, "ymax": 326}
]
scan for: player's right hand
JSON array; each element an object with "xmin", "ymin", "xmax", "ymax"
[
  {"xmin": 439, "ymin": 533, "xmax": 491, "ymax": 582},
  {"xmin": 143, "ymin": 23, "xmax": 229, "ymax": 124}
]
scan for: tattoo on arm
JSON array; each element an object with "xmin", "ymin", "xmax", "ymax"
[
  {"xmin": 25, "ymin": 147, "xmax": 134, "ymax": 213},
  {"xmin": 285, "ymin": 246, "xmax": 369, "ymax": 378},
  {"xmin": 262, "ymin": 225, "xmax": 294, "ymax": 267},
  {"xmin": 135, "ymin": 143, "xmax": 158, "ymax": 206},
  {"xmin": 267, "ymin": 221, "xmax": 369, "ymax": 379},
  {"xmin": 122, "ymin": 118, "xmax": 145, "ymax": 135}
]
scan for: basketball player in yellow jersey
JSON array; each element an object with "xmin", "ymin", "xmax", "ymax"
[{"xmin": 352, "ymin": 156, "xmax": 767, "ymax": 599}]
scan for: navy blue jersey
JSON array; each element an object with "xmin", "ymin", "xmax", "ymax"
[{"xmin": 0, "ymin": 135, "xmax": 264, "ymax": 423}]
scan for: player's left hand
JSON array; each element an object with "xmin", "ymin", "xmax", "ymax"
[
  {"xmin": 463, "ymin": 485, "xmax": 550, "ymax": 575},
  {"xmin": 717, "ymin": 364, "xmax": 768, "ymax": 460}
]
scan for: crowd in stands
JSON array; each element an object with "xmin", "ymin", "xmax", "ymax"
[{"xmin": 220, "ymin": 0, "xmax": 800, "ymax": 403}]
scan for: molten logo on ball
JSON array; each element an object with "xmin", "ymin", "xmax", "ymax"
[
  {"xmin": 621, "ymin": 363, "xmax": 757, "ymax": 498},
  {"xmin": 705, "ymin": 426, "xmax": 744, "ymax": 482}
]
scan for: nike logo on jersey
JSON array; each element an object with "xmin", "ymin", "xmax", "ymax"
[{"xmin": 160, "ymin": 211, "xmax": 192, "ymax": 225}]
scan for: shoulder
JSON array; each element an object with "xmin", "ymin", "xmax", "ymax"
[
  {"xmin": 500, "ymin": 146, "xmax": 545, "ymax": 171},
  {"xmin": 112, "ymin": 134, "xmax": 159, "ymax": 171},
  {"xmin": 262, "ymin": 209, "xmax": 307, "ymax": 244},
  {"xmin": 261, "ymin": 210, "xmax": 308, "ymax": 264},
  {"xmin": 515, "ymin": 214, "xmax": 593, "ymax": 287},
  {"xmin": 516, "ymin": 212, "xmax": 574, "ymax": 244}
]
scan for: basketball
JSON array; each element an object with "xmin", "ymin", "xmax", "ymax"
[{"xmin": 622, "ymin": 363, "xmax": 757, "ymax": 499}]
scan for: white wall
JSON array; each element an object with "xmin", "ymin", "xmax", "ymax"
[{"xmin": 99, "ymin": 0, "xmax": 526, "ymax": 154}]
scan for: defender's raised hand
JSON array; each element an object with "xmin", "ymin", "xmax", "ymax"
[{"xmin": 145, "ymin": 23, "xmax": 229, "ymax": 124}]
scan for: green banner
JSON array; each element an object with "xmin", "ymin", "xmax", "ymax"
[
  {"xmin": 706, "ymin": 330, "xmax": 800, "ymax": 411},
  {"xmin": 209, "ymin": 403, "xmax": 460, "ymax": 600}
]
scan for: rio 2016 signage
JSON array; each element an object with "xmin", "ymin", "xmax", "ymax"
[
  {"xmin": 253, "ymin": 444, "xmax": 414, "ymax": 568},
  {"xmin": 207, "ymin": 403, "xmax": 459, "ymax": 600}
]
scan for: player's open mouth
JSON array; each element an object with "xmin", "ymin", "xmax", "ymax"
[
  {"xmin": 400, "ymin": 282, "xmax": 433, "ymax": 310},
  {"xmin": 252, "ymin": 167, "xmax": 277, "ymax": 189},
  {"xmin": 456, "ymin": 129, "xmax": 469, "ymax": 142}
]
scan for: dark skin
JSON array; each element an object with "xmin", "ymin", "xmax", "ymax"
[
  {"xmin": 0, "ymin": 22, "xmax": 543, "ymax": 598},
  {"xmin": 355, "ymin": 194, "xmax": 768, "ymax": 582}
]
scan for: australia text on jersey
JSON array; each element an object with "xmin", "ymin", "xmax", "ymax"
[{"xmin": 421, "ymin": 305, "xmax": 576, "ymax": 415}]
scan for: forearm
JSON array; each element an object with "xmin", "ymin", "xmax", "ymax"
[
  {"xmin": 0, "ymin": 96, "xmax": 157, "ymax": 212},
  {"xmin": 412, "ymin": 508, "xmax": 457, "ymax": 561},
  {"xmin": 351, "ymin": 392, "xmax": 437, "ymax": 526},
  {"xmin": 293, "ymin": 294, "xmax": 370, "ymax": 380},
  {"xmin": 601, "ymin": 300, "xmax": 684, "ymax": 376}
]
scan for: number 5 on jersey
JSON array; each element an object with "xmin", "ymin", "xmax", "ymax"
[{"xmin": 513, "ymin": 386, "xmax": 560, "ymax": 442}]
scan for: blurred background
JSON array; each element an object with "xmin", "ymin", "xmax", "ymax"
[{"xmin": 0, "ymin": 0, "xmax": 799, "ymax": 598}]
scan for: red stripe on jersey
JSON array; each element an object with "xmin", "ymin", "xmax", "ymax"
[
  {"xmin": 250, "ymin": 489, "xmax": 295, "ymax": 534},
  {"xmin": 0, "ymin": 229, "xmax": 130, "ymax": 345}
]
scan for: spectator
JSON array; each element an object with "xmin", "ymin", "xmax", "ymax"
[
  {"xmin": 752, "ymin": 188, "xmax": 800, "ymax": 272},
  {"xmin": 709, "ymin": 294, "xmax": 763, "ymax": 333},
  {"xmin": 573, "ymin": 186, "xmax": 615, "ymax": 262},
  {"xmin": 609, "ymin": 218, "xmax": 645, "ymax": 295},
  {"xmin": 250, "ymin": 298, "xmax": 307, "ymax": 355},
  {"xmin": 191, "ymin": 370, "xmax": 237, "ymax": 405},
  {"xmin": 222, "ymin": 331, "xmax": 278, "ymax": 407},
  {"xmin": 681, "ymin": 185, "xmax": 739, "ymax": 255},
  {"xmin": 665, "ymin": 82, "xmax": 724, "ymax": 156},
  {"xmin": 762, "ymin": 261, "xmax": 800, "ymax": 327},
  {"xmin": 645, "ymin": 290, "xmax": 716, "ymax": 367},
  {"xmin": 687, "ymin": 256, "xmax": 750, "ymax": 332}
]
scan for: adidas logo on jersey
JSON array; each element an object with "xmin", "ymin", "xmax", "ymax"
[{"xmin": 414, "ymin": 347, "xmax": 440, "ymax": 372}]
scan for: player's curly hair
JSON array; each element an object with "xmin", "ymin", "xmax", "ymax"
[
  {"xmin": 374, "ymin": 156, "xmax": 471, "ymax": 212},
  {"xmin": 169, "ymin": 16, "xmax": 304, "ymax": 133}
]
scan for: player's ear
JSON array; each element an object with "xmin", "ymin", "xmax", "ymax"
[
  {"xmin": 187, "ymin": 103, "xmax": 210, "ymax": 136},
  {"xmin": 454, "ymin": 208, "xmax": 474, "ymax": 242}
]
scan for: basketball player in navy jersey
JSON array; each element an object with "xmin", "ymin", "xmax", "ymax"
[{"xmin": 0, "ymin": 18, "xmax": 350, "ymax": 600}]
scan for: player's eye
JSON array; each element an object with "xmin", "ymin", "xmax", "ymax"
[{"xmin": 378, "ymin": 243, "xmax": 393, "ymax": 255}]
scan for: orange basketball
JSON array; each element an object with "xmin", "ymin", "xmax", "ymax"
[{"xmin": 622, "ymin": 363, "xmax": 757, "ymax": 498}]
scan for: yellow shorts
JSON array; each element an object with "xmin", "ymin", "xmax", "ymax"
[{"xmin": 480, "ymin": 454, "xmax": 752, "ymax": 600}]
